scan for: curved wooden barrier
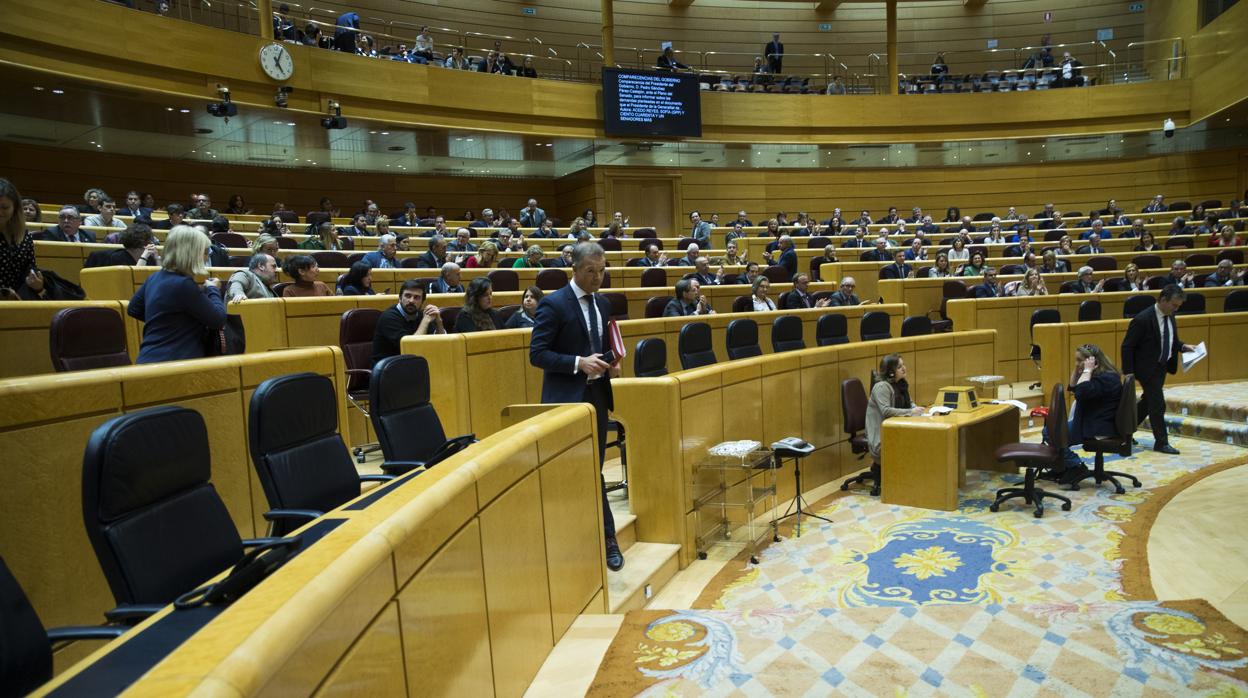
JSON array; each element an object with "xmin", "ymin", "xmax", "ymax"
[{"xmin": 34, "ymin": 404, "xmax": 606, "ymax": 696}]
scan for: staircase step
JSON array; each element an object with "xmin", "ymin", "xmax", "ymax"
[
  {"xmin": 1165, "ymin": 387, "xmax": 1248, "ymax": 426},
  {"xmin": 607, "ymin": 542, "xmax": 681, "ymax": 614},
  {"xmin": 1165, "ymin": 413, "xmax": 1248, "ymax": 447},
  {"xmin": 613, "ymin": 511, "xmax": 637, "ymax": 553}
]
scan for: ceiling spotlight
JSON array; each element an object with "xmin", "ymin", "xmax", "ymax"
[
  {"xmin": 33, "ymin": 86, "xmax": 45, "ymax": 91},
  {"xmin": 179, "ymin": 108, "xmax": 190, "ymax": 114},
  {"xmin": 321, "ymin": 100, "xmax": 347, "ymax": 130},
  {"xmin": 206, "ymin": 85, "xmax": 237, "ymax": 121},
  {"xmin": 51, "ymin": 88, "xmax": 65, "ymax": 95},
  {"xmin": 166, "ymin": 107, "xmax": 174, "ymax": 112},
  {"xmin": 381, "ymin": 131, "xmax": 390, "ymax": 135}
]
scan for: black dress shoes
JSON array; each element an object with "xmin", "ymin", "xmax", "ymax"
[
  {"xmin": 605, "ymin": 538, "xmax": 625, "ymax": 571},
  {"xmin": 1154, "ymin": 444, "xmax": 1180, "ymax": 455}
]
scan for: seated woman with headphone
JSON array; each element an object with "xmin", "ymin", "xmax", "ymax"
[
  {"xmin": 1047, "ymin": 343, "xmax": 1123, "ymax": 484},
  {"xmin": 865, "ymin": 353, "xmax": 926, "ymax": 464}
]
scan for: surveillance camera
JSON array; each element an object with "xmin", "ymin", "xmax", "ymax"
[
  {"xmin": 1163, "ymin": 118, "xmax": 1175, "ymax": 138},
  {"xmin": 321, "ymin": 115, "xmax": 348, "ymax": 129},
  {"xmin": 275, "ymin": 86, "xmax": 293, "ymax": 108},
  {"xmin": 206, "ymin": 101, "xmax": 238, "ymax": 118}
]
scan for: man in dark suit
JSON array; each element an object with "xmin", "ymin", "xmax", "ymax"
[
  {"xmin": 970, "ymin": 267, "xmax": 1002, "ymax": 298},
  {"xmin": 828, "ymin": 277, "xmax": 861, "ymax": 306},
  {"xmin": 41, "ymin": 206, "xmax": 96, "ymax": 243},
  {"xmin": 414, "ymin": 235, "xmax": 448, "ymax": 269},
  {"xmin": 150, "ymin": 203, "xmax": 185, "ymax": 231},
  {"xmin": 880, "ymin": 250, "xmax": 912, "ymax": 279},
  {"xmin": 117, "ymin": 191, "xmax": 152, "ymax": 219},
  {"xmin": 1076, "ymin": 233, "xmax": 1105, "ymax": 255},
  {"xmin": 529, "ymin": 243, "xmax": 624, "ymax": 571},
  {"xmin": 765, "ymin": 33, "xmax": 784, "ymax": 73},
  {"xmin": 775, "ymin": 235, "xmax": 798, "ymax": 278},
  {"xmin": 1121, "ymin": 285, "xmax": 1196, "ymax": 454},
  {"xmin": 663, "ymin": 279, "xmax": 713, "ymax": 316},
  {"xmin": 635, "ymin": 245, "xmax": 666, "ymax": 267},
  {"xmin": 782, "ymin": 274, "xmax": 830, "ymax": 309}
]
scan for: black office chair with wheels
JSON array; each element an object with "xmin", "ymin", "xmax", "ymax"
[
  {"xmin": 0, "ymin": 556, "xmax": 127, "ymax": 697},
  {"xmin": 839, "ymin": 377, "xmax": 878, "ymax": 496},
  {"xmin": 1071, "ymin": 374, "xmax": 1142, "ymax": 494},
  {"xmin": 771, "ymin": 315, "xmax": 805, "ymax": 352},
  {"xmin": 990, "ymin": 383, "xmax": 1073, "ymax": 518},
  {"xmin": 725, "ymin": 319, "xmax": 762, "ymax": 360},
  {"xmin": 633, "ymin": 338, "xmax": 668, "ymax": 377},
  {"xmin": 1078, "ymin": 300, "xmax": 1101, "ymax": 321},
  {"xmin": 248, "ymin": 373, "xmax": 409, "ymax": 536},
  {"xmin": 860, "ymin": 311, "xmax": 891, "ymax": 341},
  {"xmin": 677, "ymin": 321, "xmax": 718, "ymax": 370},
  {"xmin": 1123, "ymin": 294, "xmax": 1156, "ymax": 318},
  {"xmin": 900, "ymin": 315, "xmax": 932, "ymax": 336},
  {"xmin": 1028, "ymin": 308, "xmax": 1061, "ymax": 389},
  {"xmin": 82, "ymin": 407, "xmax": 269, "ymax": 617},
  {"xmin": 369, "ymin": 355, "xmax": 477, "ymax": 472},
  {"xmin": 815, "ymin": 313, "xmax": 849, "ymax": 346}
]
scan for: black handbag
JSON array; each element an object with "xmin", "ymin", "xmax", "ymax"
[{"xmin": 205, "ymin": 314, "xmax": 246, "ymax": 356}]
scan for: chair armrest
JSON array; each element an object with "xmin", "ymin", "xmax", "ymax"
[
  {"xmin": 262, "ymin": 509, "xmax": 323, "ymax": 525},
  {"xmin": 242, "ymin": 537, "xmax": 292, "ymax": 548},
  {"xmin": 47, "ymin": 625, "xmax": 127, "ymax": 644},
  {"xmin": 380, "ymin": 460, "xmax": 426, "ymax": 475},
  {"xmin": 103, "ymin": 604, "xmax": 163, "ymax": 624},
  {"xmin": 345, "ymin": 369, "xmax": 372, "ymax": 376},
  {"xmin": 360, "ymin": 474, "xmax": 396, "ymax": 483}
]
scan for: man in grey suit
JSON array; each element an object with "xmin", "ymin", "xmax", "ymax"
[{"xmin": 688, "ymin": 211, "xmax": 712, "ymax": 248}]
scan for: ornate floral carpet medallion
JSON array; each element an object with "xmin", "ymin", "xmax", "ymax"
[{"xmin": 587, "ymin": 434, "xmax": 1248, "ymax": 696}]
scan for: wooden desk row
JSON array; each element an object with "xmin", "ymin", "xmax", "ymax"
[
  {"xmin": 609, "ymin": 329, "xmax": 998, "ymax": 566},
  {"xmin": 1034, "ymin": 311, "xmax": 1248, "ymax": 397}
]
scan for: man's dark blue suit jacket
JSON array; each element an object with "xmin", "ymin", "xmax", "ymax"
[{"xmin": 529, "ymin": 284, "xmax": 614, "ymax": 410}]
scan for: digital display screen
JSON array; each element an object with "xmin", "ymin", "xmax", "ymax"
[{"xmin": 602, "ymin": 68, "xmax": 703, "ymax": 138}]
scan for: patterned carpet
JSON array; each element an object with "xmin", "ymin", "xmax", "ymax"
[
  {"xmin": 588, "ymin": 433, "xmax": 1248, "ymax": 696},
  {"xmin": 1164, "ymin": 381, "xmax": 1248, "ymax": 448}
]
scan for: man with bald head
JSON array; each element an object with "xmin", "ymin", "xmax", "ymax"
[{"xmin": 828, "ymin": 277, "xmax": 861, "ymax": 306}]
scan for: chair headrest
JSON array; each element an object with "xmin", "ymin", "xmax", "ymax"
[
  {"xmin": 249, "ymin": 373, "xmax": 340, "ymax": 454},
  {"xmin": 370, "ymin": 355, "xmax": 432, "ymax": 413},
  {"xmin": 84, "ymin": 406, "xmax": 211, "ymax": 522}
]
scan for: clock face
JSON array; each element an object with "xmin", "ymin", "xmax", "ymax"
[{"xmin": 260, "ymin": 42, "xmax": 294, "ymax": 81}]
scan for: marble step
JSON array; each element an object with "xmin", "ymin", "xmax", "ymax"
[{"xmin": 607, "ymin": 542, "xmax": 682, "ymax": 615}]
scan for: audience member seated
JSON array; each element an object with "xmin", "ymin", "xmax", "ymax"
[
  {"xmin": 363, "ymin": 234, "xmax": 400, "ymax": 268},
  {"xmin": 1051, "ymin": 344, "xmax": 1122, "ymax": 481},
  {"xmin": 959, "ymin": 251, "xmax": 987, "ymax": 276},
  {"xmin": 250, "ymin": 232, "xmax": 281, "ymax": 258},
  {"xmin": 75, "ymin": 187, "xmax": 105, "ymax": 215},
  {"xmin": 455, "ymin": 277, "xmax": 502, "ymax": 332},
  {"xmin": 689, "ymin": 256, "xmax": 723, "ymax": 286},
  {"xmin": 1008, "ymin": 267, "xmax": 1049, "ymax": 296},
  {"xmin": 1039, "ymin": 211, "xmax": 1066, "ymax": 230},
  {"xmin": 296, "ymin": 221, "xmax": 337, "ymax": 250},
  {"xmin": 1209, "ymin": 225, "xmax": 1242, "ymax": 248},
  {"xmin": 115, "ymin": 190, "xmax": 150, "ymax": 219},
  {"xmin": 20, "ymin": 196, "xmax": 40, "ymax": 223},
  {"xmin": 127, "ymin": 226, "xmax": 226, "ymax": 363},
  {"xmin": 0, "ymin": 179, "xmax": 44, "ymax": 300},
  {"xmin": 42, "ymin": 206, "xmax": 96, "ymax": 242},
  {"xmin": 739, "ymin": 261, "xmax": 761, "ymax": 286},
  {"xmin": 1168, "ymin": 217, "xmax": 1192, "ymax": 236},
  {"xmin": 862, "ymin": 237, "xmax": 891, "ymax": 262},
  {"xmin": 463, "ymin": 240, "xmax": 500, "ymax": 269},
  {"xmin": 227, "ymin": 253, "xmax": 278, "ymax": 301},
  {"xmin": 928, "ymin": 252, "xmax": 954, "ymax": 278},
  {"xmin": 1164, "ymin": 260, "xmax": 1197, "ymax": 288},
  {"xmin": 446, "ymin": 227, "xmax": 475, "ymax": 253},
  {"xmin": 724, "ymin": 240, "xmax": 747, "ymax": 266},
  {"xmin": 1202, "ymin": 259, "xmax": 1245, "ymax": 287},
  {"xmin": 149, "ymin": 203, "xmax": 183, "ymax": 230},
  {"xmin": 664, "ymin": 278, "xmax": 714, "ymax": 316},
  {"xmin": 83, "ymin": 196, "xmax": 126, "ymax": 231},
  {"xmin": 186, "ymin": 193, "xmax": 218, "ymax": 220},
  {"xmin": 372, "ymin": 279, "xmax": 444, "ymax": 364},
  {"xmin": 750, "ymin": 276, "xmax": 776, "ymax": 311},
  {"xmin": 512, "ymin": 245, "xmax": 545, "ymax": 268},
  {"xmin": 281, "ymin": 254, "xmax": 332, "ymax": 297},
  {"xmin": 982, "ymin": 224, "xmax": 1007, "ymax": 245},
  {"xmin": 1134, "ymin": 231, "xmax": 1159, "ymax": 252},
  {"xmin": 1120, "ymin": 263, "xmax": 1148, "ymax": 291},
  {"xmin": 903, "ymin": 238, "xmax": 927, "ymax": 261},
  {"xmin": 784, "ymin": 273, "xmax": 831, "ymax": 309},
  {"xmin": 416, "ymin": 235, "xmax": 448, "ymax": 268},
  {"xmin": 1076, "ymin": 233, "xmax": 1106, "ymax": 255},
  {"xmin": 1142, "ymin": 194, "xmax": 1166, "ymax": 213},
  {"xmin": 970, "ymin": 267, "xmax": 1003, "ymax": 298},
  {"xmin": 656, "ymin": 46, "xmax": 689, "ymax": 71},
  {"xmin": 881, "ymin": 250, "xmax": 914, "ymax": 279},
  {"xmin": 667, "ymin": 243, "xmax": 700, "ymax": 267},
  {"xmin": 866, "ymin": 353, "xmax": 926, "ymax": 464},
  {"xmin": 505, "ymin": 286, "xmax": 544, "ymax": 328},
  {"xmin": 1069, "ymin": 266, "xmax": 1105, "ymax": 293},
  {"xmin": 828, "ymin": 277, "xmax": 861, "ymax": 306},
  {"xmin": 337, "ymin": 261, "xmax": 376, "ymax": 295},
  {"xmin": 84, "ymin": 224, "xmax": 160, "ymax": 268}
]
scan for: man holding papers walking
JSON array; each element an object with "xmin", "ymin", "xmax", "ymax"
[{"xmin": 1121, "ymin": 285, "xmax": 1199, "ymax": 455}]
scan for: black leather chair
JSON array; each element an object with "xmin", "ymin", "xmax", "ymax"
[
  {"xmin": 1226, "ymin": 289, "xmax": 1248, "ymax": 312},
  {"xmin": 990, "ymin": 383, "xmax": 1073, "ymax": 518},
  {"xmin": 762, "ymin": 265, "xmax": 791, "ymax": 284},
  {"xmin": 1027, "ymin": 308, "xmax": 1061, "ymax": 389},
  {"xmin": 1123, "ymin": 294, "xmax": 1156, "ymax": 318},
  {"xmin": 770, "ymin": 315, "xmax": 805, "ymax": 352},
  {"xmin": 1078, "ymin": 300, "xmax": 1102, "ymax": 321},
  {"xmin": 732, "ymin": 295, "xmax": 753, "ymax": 313},
  {"xmin": 860, "ymin": 311, "xmax": 891, "ymax": 341},
  {"xmin": 340, "ymin": 308, "xmax": 382, "ymax": 463},
  {"xmin": 0, "ymin": 556, "xmax": 126, "ymax": 696},
  {"xmin": 1058, "ymin": 280, "xmax": 1081, "ymax": 294},
  {"xmin": 248, "ymin": 373, "xmax": 406, "ymax": 535},
  {"xmin": 535, "ymin": 268, "xmax": 569, "ymax": 290},
  {"xmin": 1087, "ymin": 256, "xmax": 1117, "ymax": 272},
  {"xmin": 839, "ymin": 378, "xmax": 878, "ymax": 495},
  {"xmin": 644, "ymin": 296, "xmax": 672, "ymax": 318},
  {"xmin": 1185, "ymin": 253, "xmax": 1215, "ymax": 268},
  {"xmin": 1145, "ymin": 276, "xmax": 1167, "ymax": 290},
  {"xmin": 815, "ymin": 313, "xmax": 849, "ymax": 346},
  {"xmin": 369, "ymin": 355, "xmax": 477, "ymax": 471},
  {"xmin": 487, "ymin": 269, "xmax": 520, "ymax": 292},
  {"xmin": 82, "ymin": 407, "xmax": 261, "ymax": 615},
  {"xmin": 633, "ymin": 338, "xmax": 668, "ymax": 377},
  {"xmin": 603, "ymin": 292, "xmax": 629, "ymax": 321},
  {"xmin": 678, "ymin": 322, "xmax": 717, "ymax": 370},
  {"xmin": 640, "ymin": 267, "xmax": 666, "ymax": 288},
  {"xmin": 49, "ymin": 307, "xmax": 131, "ymax": 372},
  {"xmin": 1177, "ymin": 292, "xmax": 1206, "ymax": 315},
  {"xmin": 1216, "ymin": 249, "xmax": 1244, "ymax": 265},
  {"xmin": 725, "ymin": 319, "xmax": 762, "ymax": 360},
  {"xmin": 1132, "ymin": 254, "xmax": 1163, "ymax": 270},
  {"xmin": 1071, "ymin": 374, "xmax": 1142, "ymax": 494},
  {"xmin": 933, "ymin": 280, "xmax": 966, "ymax": 332},
  {"xmin": 900, "ymin": 315, "xmax": 932, "ymax": 337},
  {"xmin": 310, "ymin": 251, "xmax": 349, "ymax": 269}
]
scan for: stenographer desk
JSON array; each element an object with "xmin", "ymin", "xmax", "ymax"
[{"xmin": 880, "ymin": 403, "xmax": 1019, "ymax": 511}]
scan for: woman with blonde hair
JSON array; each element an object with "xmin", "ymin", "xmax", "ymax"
[
  {"xmin": 464, "ymin": 240, "xmax": 499, "ymax": 268},
  {"xmin": 300, "ymin": 221, "xmax": 341, "ymax": 251},
  {"xmin": 1009, "ymin": 267, "xmax": 1049, "ymax": 296},
  {"xmin": 127, "ymin": 226, "xmax": 226, "ymax": 363},
  {"xmin": 251, "ymin": 233, "xmax": 281, "ymax": 257},
  {"xmin": 751, "ymin": 275, "xmax": 776, "ymax": 311},
  {"xmin": 1121, "ymin": 262, "xmax": 1147, "ymax": 292},
  {"xmin": 929, "ymin": 251, "xmax": 953, "ymax": 278}
]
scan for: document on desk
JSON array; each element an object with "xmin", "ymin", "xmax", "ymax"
[
  {"xmin": 926, "ymin": 405, "xmax": 953, "ymax": 416},
  {"xmin": 989, "ymin": 399, "xmax": 1029, "ymax": 412},
  {"xmin": 1181, "ymin": 342, "xmax": 1207, "ymax": 373}
]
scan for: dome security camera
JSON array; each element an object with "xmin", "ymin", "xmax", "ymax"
[{"xmin": 1163, "ymin": 118, "xmax": 1175, "ymax": 138}]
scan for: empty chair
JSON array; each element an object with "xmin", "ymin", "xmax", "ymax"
[
  {"xmin": 1216, "ymin": 249, "xmax": 1244, "ymax": 264},
  {"xmin": 249, "ymin": 373, "xmax": 405, "ymax": 536},
  {"xmin": 1226, "ymin": 289, "xmax": 1248, "ymax": 312},
  {"xmin": 49, "ymin": 307, "xmax": 130, "ymax": 372},
  {"xmin": 632, "ymin": 228, "xmax": 658, "ymax": 240},
  {"xmin": 762, "ymin": 265, "xmax": 791, "ymax": 283},
  {"xmin": 900, "ymin": 315, "xmax": 932, "ymax": 337},
  {"xmin": 1028, "ymin": 308, "xmax": 1061, "ymax": 389},
  {"xmin": 732, "ymin": 295, "xmax": 753, "ymax": 313},
  {"xmin": 1164, "ymin": 237, "xmax": 1194, "ymax": 250},
  {"xmin": 399, "ymin": 257, "xmax": 424, "ymax": 268},
  {"xmin": 0, "ymin": 556, "xmax": 126, "ymax": 696},
  {"xmin": 633, "ymin": 337, "xmax": 668, "ymax": 377},
  {"xmin": 1087, "ymin": 256, "xmax": 1117, "ymax": 272},
  {"xmin": 1072, "ymin": 374, "xmax": 1141, "ymax": 494},
  {"xmin": 535, "ymin": 268, "xmax": 569, "ymax": 290},
  {"xmin": 644, "ymin": 296, "xmax": 672, "ymax": 318},
  {"xmin": 276, "ymin": 237, "xmax": 298, "ymax": 249},
  {"xmin": 640, "ymin": 267, "xmax": 667, "ymax": 288},
  {"xmin": 226, "ymin": 255, "xmax": 251, "ymax": 267},
  {"xmin": 1132, "ymin": 254, "xmax": 1163, "ymax": 270},
  {"xmin": 339, "ymin": 308, "xmax": 382, "ymax": 462},
  {"xmin": 369, "ymin": 355, "xmax": 476, "ymax": 471},
  {"xmin": 934, "ymin": 280, "xmax": 967, "ymax": 332},
  {"xmin": 770, "ymin": 315, "xmax": 805, "ymax": 352},
  {"xmin": 1184, "ymin": 253, "xmax": 1215, "ymax": 268},
  {"xmin": 598, "ymin": 237, "xmax": 622, "ymax": 252},
  {"xmin": 725, "ymin": 319, "xmax": 762, "ymax": 359},
  {"xmin": 815, "ymin": 313, "xmax": 849, "ymax": 346},
  {"xmin": 990, "ymin": 384, "xmax": 1073, "ymax": 518},
  {"xmin": 82, "ymin": 407, "xmax": 256, "ymax": 613},
  {"xmin": 1200, "ymin": 199, "xmax": 1222, "ymax": 210},
  {"xmin": 1177, "ymin": 292, "xmax": 1206, "ymax": 315},
  {"xmin": 603, "ymin": 291, "xmax": 629, "ymax": 321},
  {"xmin": 1078, "ymin": 300, "xmax": 1102, "ymax": 321},
  {"xmin": 1168, "ymin": 200, "xmax": 1192, "ymax": 211},
  {"xmin": 310, "ymin": 251, "xmax": 349, "ymax": 268},
  {"xmin": 1145, "ymin": 276, "xmax": 1167, "ymax": 290},
  {"xmin": 859, "ymin": 311, "xmax": 891, "ymax": 341},
  {"xmin": 677, "ymin": 322, "xmax": 717, "ymax": 370},
  {"xmin": 210, "ymin": 232, "xmax": 249, "ymax": 248},
  {"xmin": 487, "ymin": 269, "xmax": 520, "ymax": 292},
  {"xmin": 1123, "ymin": 294, "xmax": 1156, "ymax": 318},
  {"xmin": 676, "ymin": 237, "xmax": 697, "ymax": 250},
  {"xmin": 806, "ymin": 236, "xmax": 831, "ymax": 249},
  {"xmin": 838, "ymin": 378, "xmax": 878, "ymax": 495}
]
